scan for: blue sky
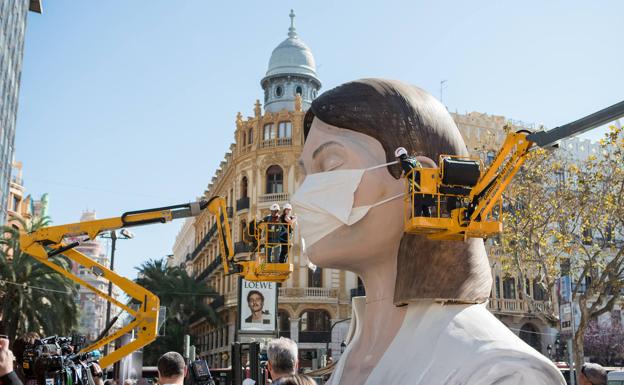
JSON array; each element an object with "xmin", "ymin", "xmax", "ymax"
[{"xmin": 15, "ymin": 0, "xmax": 624, "ymax": 279}]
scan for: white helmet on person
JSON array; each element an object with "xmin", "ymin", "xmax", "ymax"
[
  {"xmin": 283, "ymin": 203, "xmax": 292, "ymax": 210},
  {"xmin": 270, "ymin": 203, "xmax": 280, "ymax": 211},
  {"xmin": 395, "ymin": 147, "xmax": 408, "ymax": 158}
]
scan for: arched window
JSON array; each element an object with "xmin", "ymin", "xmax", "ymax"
[
  {"xmin": 278, "ymin": 121, "xmax": 292, "ymax": 138},
  {"xmin": 275, "ymin": 86, "xmax": 283, "ymax": 97},
  {"xmin": 248, "ymin": 128, "xmax": 253, "ymax": 144},
  {"xmin": 263, "ymin": 124, "xmax": 275, "ymax": 141},
  {"xmin": 519, "ymin": 323, "xmax": 541, "ymax": 352},
  {"xmin": 240, "ymin": 176, "xmax": 248, "ymax": 198},
  {"xmin": 241, "ymin": 132, "xmax": 246, "ymax": 146},
  {"xmin": 266, "ymin": 165, "xmax": 283, "ymax": 194},
  {"xmin": 299, "ymin": 309, "xmax": 331, "ymax": 332},
  {"xmin": 295, "ymin": 86, "xmax": 303, "ymax": 95}
]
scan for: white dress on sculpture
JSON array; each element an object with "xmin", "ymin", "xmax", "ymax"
[{"xmin": 331, "ymin": 299, "xmax": 566, "ymax": 385}]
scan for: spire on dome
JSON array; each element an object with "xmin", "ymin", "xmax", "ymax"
[{"xmin": 288, "ymin": 9, "xmax": 297, "ymax": 38}]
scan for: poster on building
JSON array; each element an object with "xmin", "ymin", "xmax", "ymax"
[{"xmin": 238, "ymin": 278, "xmax": 277, "ymax": 333}]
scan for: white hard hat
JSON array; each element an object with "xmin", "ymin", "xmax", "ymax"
[
  {"xmin": 395, "ymin": 147, "xmax": 408, "ymax": 157},
  {"xmin": 270, "ymin": 203, "xmax": 280, "ymax": 211},
  {"xmin": 283, "ymin": 203, "xmax": 292, "ymax": 210}
]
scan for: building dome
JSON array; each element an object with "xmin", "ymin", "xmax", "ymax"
[
  {"xmin": 264, "ymin": 29, "xmax": 320, "ymax": 82},
  {"xmin": 261, "ymin": 10, "xmax": 321, "ymax": 113}
]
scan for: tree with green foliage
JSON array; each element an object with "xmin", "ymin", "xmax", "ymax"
[
  {"xmin": 134, "ymin": 258, "xmax": 221, "ymax": 364},
  {"xmin": 0, "ymin": 215, "xmax": 79, "ymax": 344}
]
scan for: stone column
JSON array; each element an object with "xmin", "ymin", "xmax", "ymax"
[{"xmin": 290, "ymin": 318, "xmax": 300, "ymax": 342}]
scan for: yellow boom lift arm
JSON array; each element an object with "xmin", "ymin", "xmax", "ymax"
[
  {"xmin": 19, "ymin": 197, "xmax": 233, "ymax": 368},
  {"xmin": 405, "ymin": 100, "xmax": 624, "ymax": 240}
]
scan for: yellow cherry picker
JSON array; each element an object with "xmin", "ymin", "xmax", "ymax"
[
  {"xmin": 403, "ymin": 100, "xmax": 624, "ymax": 241},
  {"xmin": 19, "ymin": 192, "xmax": 295, "ymax": 367}
]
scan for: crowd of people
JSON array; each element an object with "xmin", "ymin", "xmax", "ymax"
[
  {"xmin": 0, "ymin": 335, "xmax": 316, "ymax": 385},
  {"xmin": 2, "ymin": 333, "xmax": 611, "ymax": 385}
]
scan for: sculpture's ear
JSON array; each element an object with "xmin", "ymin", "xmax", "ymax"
[{"xmin": 416, "ymin": 156, "xmax": 437, "ymax": 168}]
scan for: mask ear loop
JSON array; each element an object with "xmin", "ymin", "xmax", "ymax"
[
  {"xmin": 370, "ymin": 192, "xmax": 405, "ymax": 208},
  {"xmin": 365, "ymin": 160, "xmax": 399, "ymax": 171},
  {"xmin": 360, "ymin": 160, "xmax": 404, "ymax": 208}
]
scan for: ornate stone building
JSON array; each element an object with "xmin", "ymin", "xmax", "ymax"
[{"xmin": 184, "ymin": 12, "xmax": 357, "ymax": 370}]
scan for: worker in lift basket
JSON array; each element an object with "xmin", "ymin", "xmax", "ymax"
[
  {"xmin": 395, "ymin": 147, "xmax": 430, "ymax": 217},
  {"xmin": 258, "ymin": 203, "xmax": 283, "ymax": 263}
]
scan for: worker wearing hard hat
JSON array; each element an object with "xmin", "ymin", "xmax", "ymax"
[
  {"xmin": 258, "ymin": 203, "xmax": 283, "ymax": 262},
  {"xmin": 395, "ymin": 147, "xmax": 430, "ymax": 217},
  {"xmin": 278, "ymin": 203, "xmax": 297, "ymax": 263}
]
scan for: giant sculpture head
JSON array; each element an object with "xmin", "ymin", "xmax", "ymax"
[{"xmin": 295, "ymin": 78, "xmax": 492, "ymax": 304}]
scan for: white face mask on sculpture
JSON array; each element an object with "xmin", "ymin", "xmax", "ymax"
[{"xmin": 291, "ymin": 161, "xmax": 403, "ymax": 248}]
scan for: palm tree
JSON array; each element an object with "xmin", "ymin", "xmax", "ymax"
[
  {"xmin": 134, "ymin": 258, "xmax": 221, "ymax": 364},
  {"xmin": 0, "ymin": 215, "xmax": 79, "ymax": 343}
]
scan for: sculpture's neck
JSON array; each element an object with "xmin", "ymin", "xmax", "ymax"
[{"xmin": 343, "ymin": 244, "xmax": 407, "ymax": 384}]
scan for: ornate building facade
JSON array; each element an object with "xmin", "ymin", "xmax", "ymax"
[{"xmin": 183, "ymin": 12, "xmax": 356, "ymax": 370}]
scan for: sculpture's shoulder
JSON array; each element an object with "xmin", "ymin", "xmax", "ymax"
[
  {"xmin": 456, "ymin": 349, "xmax": 566, "ymax": 385},
  {"xmin": 362, "ymin": 303, "xmax": 565, "ymax": 385}
]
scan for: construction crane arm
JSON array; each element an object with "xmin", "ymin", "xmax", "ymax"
[
  {"xmin": 18, "ymin": 197, "xmax": 232, "ymax": 368},
  {"xmin": 468, "ymin": 100, "xmax": 624, "ymax": 225},
  {"xmin": 527, "ymin": 100, "xmax": 624, "ymax": 148}
]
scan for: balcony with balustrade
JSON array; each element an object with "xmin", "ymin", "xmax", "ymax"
[
  {"xmin": 487, "ymin": 298, "xmax": 554, "ymax": 315},
  {"xmin": 278, "ymin": 287, "xmax": 340, "ymax": 304},
  {"xmin": 258, "ymin": 193, "xmax": 290, "ymax": 204},
  {"xmin": 259, "ymin": 137, "xmax": 292, "ymax": 149}
]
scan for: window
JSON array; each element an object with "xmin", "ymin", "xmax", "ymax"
[
  {"xmin": 495, "ymin": 276, "xmax": 501, "ymax": 298},
  {"xmin": 533, "ymin": 280, "xmax": 547, "ymax": 301},
  {"xmin": 248, "ymin": 128, "xmax": 253, "ymax": 144},
  {"xmin": 240, "ymin": 176, "xmax": 248, "ymax": 198},
  {"xmin": 503, "ymin": 277, "xmax": 516, "ymax": 299},
  {"xmin": 295, "ymin": 86, "xmax": 303, "ymax": 95},
  {"xmin": 241, "ymin": 132, "xmax": 246, "ymax": 146},
  {"xmin": 266, "ymin": 165, "xmax": 283, "ymax": 194},
  {"xmin": 275, "ymin": 86, "xmax": 283, "ymax": 97},
  {"xmin": 300, "ymin": 310, "xmax": 330, "ymax": 332},
  {"xmin": 263, "ymin": 124, "xmax": 275, "ymax": 141},
  {"xmin": 278, "ymin": 121, "xmax": 292, "ymax": 138},
  {"xmin": 308, "ymin": 267, "xmax": 323, "ymax": 288}
]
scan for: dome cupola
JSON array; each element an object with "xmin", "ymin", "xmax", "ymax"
[{"xmin": 261, "ymin": 10, "xmax": 321, "ymax": 112}]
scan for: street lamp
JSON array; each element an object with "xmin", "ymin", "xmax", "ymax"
[
  {"xmin": 326, "ymin": 318, "xmax": 351, "ymax": 359},
  {"xmin": 340, "ymin": 341, "xmax": 346, "ymax": 354},
  {"xmin": 99, "ymin": 229, "xmax": 134, "ymax": 354},
  {"xmin": 547, "ymin": 344, "xmax": 553, "ymax": 360}
]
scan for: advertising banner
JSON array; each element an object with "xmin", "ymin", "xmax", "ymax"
[{"xmin": 239, "ymin": 278, "xmax": 278, "ymax": 334}]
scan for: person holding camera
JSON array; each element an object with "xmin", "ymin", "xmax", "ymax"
[{"xmin": 0, "ymin": 336, "xmax": 22, "ymax": 385}]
